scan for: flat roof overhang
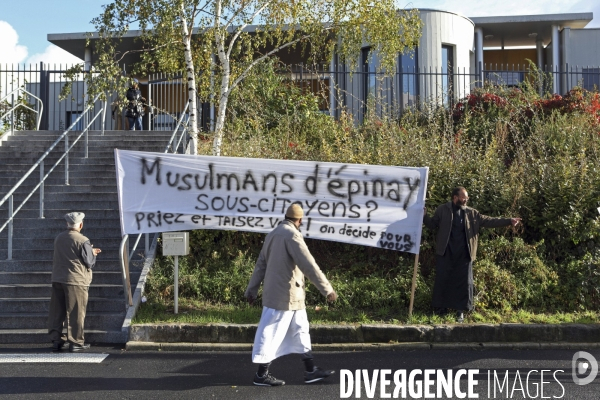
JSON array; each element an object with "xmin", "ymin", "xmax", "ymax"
[
  {"xmin": 48, "ymin": 12, "xmax": 595, "ymax": 62},
  {"xmin": 48, "ymin": 25, "xmax": 274, "ymax": 66},
  {"xmin": 470, "ymin": 12, "xmax": 593, "ymax": 48},
  {"xmin": 48, "ymin": 31, "xmax": 146, "ymax": 65}
]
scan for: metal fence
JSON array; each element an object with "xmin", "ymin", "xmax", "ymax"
[
  {"xmin": 2, "ymin": 62, "xmax": 599, "ymax": 132},
  {"xmin": 147, "ymin": 72, "xmax": 211, "ymax": 132},
  {"xmin": 0, "ymin": 63, "xmax": 111, "ymax": 132},
  {"xmin": 0, "ymin": 65, "xmax": 202, "ymax": 133},
  {"xmin": 278, "ymin": 63, "xmax": 600, "ymax": 122}
]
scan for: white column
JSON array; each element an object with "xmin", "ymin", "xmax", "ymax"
[
  {"xmin": 536, "ymin": 38, "xmax": 544, "ymax": 96},
  {"xmin": 561, "ymin": 27, "xmax": 570, "ymax": 94},
  {"xmin": 536, "ymin": 38, "xmax": 544, "ymax": 69},
  {"xmin": 551, "ymin": 24, "xmax": 560, "ymax": 94},
  {"xmin": 84, "ymin": 47, "xmax": 92, "ymax": 71},
  {"xmin": 84, "ymin": 46, "xmax": 92, "ymax": 129},
  {"xmin": 475, "ymin": 27, "xmax": 484, "ymax": 84}
]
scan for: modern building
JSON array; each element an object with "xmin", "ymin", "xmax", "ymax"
[{"xmin": 3, "ymin": 9, "xmax": 599, "ymax": 130}]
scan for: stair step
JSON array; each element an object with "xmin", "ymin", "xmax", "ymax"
[
  {"xmin": 0, "ymin": 271, "xmax": 135, "ymax": 285},
  {"xmin": 1, "ymin": 165, "xmax": 118, "ymax": 174},
  {"xmin": 6, "ymin": 229, "xmax": 121, "ymax": 240},
  {"xmin": 0, "ymin": 328, "xmax": 128, "ymax": 344},
  {"xmin": 0, "ymin": 239, "xmax": 122, "ymax": 252},
  {"xmin": 2, "ymin": 169, "xmax": 119, "ymax": 178},
  {"xmin": 0, "ymin": 185, "xmax": 117, "ymax": 194},
  {"xmin": 0, "ymin": 200, "xmax": 120, "ymax": 209},
  {"xmin": 0, "ymin": 249, "xmax": 123, "ymax": 260},
  {"xmin": 0, "ymin": 129, "xmax": 167, "ymax": 343},
  {"xmin": 0, "ymin": 297, "xmax": 126, "ymax": 313},
  {"xmin": 0, "ymin": 209, "xmax": 121, "ymax": 219},
  {"xmin": 0, "ymin": 258, "xmax": 147, "ymax": 272},
  {"xmin": 3, "ymin": 192, "xmax": 118, "ymax": 202},
  {"xmin": 4, "ymin": 220, "xmax": 121, "ymax": 231},
  {"xmin": 1, "ymin": 178, "xmax": 119, "ymax": 186},
  {"xmin": 0, "ymin": 283, "xmax": 133, "ymax": 298},
  {"xmin": 0, "ymin": 311, "xmax": 126, "ymax": 330}
]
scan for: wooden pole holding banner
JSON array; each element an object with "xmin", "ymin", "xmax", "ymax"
[{"xmin": 408, "ymin": 253, "xmax": 420, "ymax": 317}]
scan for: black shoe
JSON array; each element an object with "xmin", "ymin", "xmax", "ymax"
[
  {"xmin": 52, "ymin": 340, "xmax": 67, "ymax": 351},
  {"xmin": 253, "ymin": 373, "xmax": 285, "ymax": 386},
  {"xmin": 69, "ymin": 343, "xmax": 91, "ymax": 352},
  {"xmin": 456, "ymin": 311, "xmax": 464, "ymax": 323},
  {"xmin": 305, "ymin": 367, "xmax": 335, "ymax": 384}
]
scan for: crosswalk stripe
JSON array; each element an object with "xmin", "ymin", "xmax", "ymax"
[{"xmin": 0, "ymin": 353, "xmax": 109, "ymax": 363}]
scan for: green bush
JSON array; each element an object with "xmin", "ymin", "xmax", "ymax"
[{"xmin": 145, "ymin": 67, "xmax": 600, "ymax": 317}]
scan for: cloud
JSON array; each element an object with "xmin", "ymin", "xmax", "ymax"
[
  {"xmin": 0, "ymin": 20, "xmax": 82, "ymax": 68},
  {"xmin": 26, "ymin": 45, "xmax": 83, "ymax": 68},
  {"xmin": 0, "ymin": 21, "xmax": 28, "ymax": 64}
]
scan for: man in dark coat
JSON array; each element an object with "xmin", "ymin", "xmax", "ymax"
[
  {"xmin": 423, "ymin": 187, "xmax": 521, "ymax": 322},
  {"xmin": 125, "ymin": 79, "xmax": 146, "ymax": 131}
]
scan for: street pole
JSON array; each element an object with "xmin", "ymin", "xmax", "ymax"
[{"xmin": 174, "ymin": 255, "xmax": 179, "ymax": 314}]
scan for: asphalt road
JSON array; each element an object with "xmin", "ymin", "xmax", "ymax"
[{"xmin": 1, "ymin": 345, "xmax": 599, "ymax": 399}]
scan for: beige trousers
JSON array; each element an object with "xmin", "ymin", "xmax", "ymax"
[{"xmin": 47, "ymin": 283, "xmax": 89, "ymax": 345}]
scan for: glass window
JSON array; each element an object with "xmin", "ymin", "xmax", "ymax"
[
  {"xmin": 66, "ymin": 111, "xmax": 83, "ymax": 131},
  {"xmin": 442, "ymin": 45, "xmax": 454, "ymax": 105},
  {"xmin": 398, "ymin": 48, "xmax": 418, "ymax": 107},
  {"xmin": 362, "ymin": 47, "xmax": 376, "ymax": 111}
]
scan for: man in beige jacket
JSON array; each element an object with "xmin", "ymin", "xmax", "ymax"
[
  {"xmin": 245, "ymin": 204, "xmax": 337, "ymax": 387},
  {"xmin": 48, "ymin": 212, "xmax": 101, "ymax": 352}
]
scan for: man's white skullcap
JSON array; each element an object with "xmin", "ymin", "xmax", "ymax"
[
  {"xmin": 285, "ymin": 204, "xmax": 304, "ymax": 219},
  {"xmin": 64, "ymin": 212, "xmax": 85, "ymax": 224}
]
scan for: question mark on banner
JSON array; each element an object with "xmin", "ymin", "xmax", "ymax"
[{"xmin": 365, "ymin": 200, "xmax": 378, "ymax": 222}]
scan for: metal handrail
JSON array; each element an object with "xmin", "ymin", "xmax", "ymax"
[
  {"xmin": 0, "ymin": 87, "xmax": 44, "ymax": 131},
  {"xmin": 0, "ymin": 94, "xmax": 103, "ymax": 260},
  {"xmin": 119, "ymin": 235, "xmax": 133, "ymax": 307},
  {"xmin": 164, "ymin": 101, "xmax": 190, "ymax": 153},
  {"xmin": 118, "ymin": 102, "xmax": 191, "ymax": 307}
]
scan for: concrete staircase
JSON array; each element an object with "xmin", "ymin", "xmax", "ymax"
[{"xmin": 0, "ymin": 130, "xmax": 172, "ymax": 343}]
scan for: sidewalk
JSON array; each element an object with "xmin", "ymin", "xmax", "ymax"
[{"xmin": 125, "ymin": 323, "xmax": 600, "ymax": 351}]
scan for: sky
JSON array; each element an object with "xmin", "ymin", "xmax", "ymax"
[{"xmin": 1, "ymin": 0, "xmax": 599, "ymax": 66}]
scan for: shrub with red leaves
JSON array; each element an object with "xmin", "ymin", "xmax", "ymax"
[
  {"xmin": 452, "ymin": 90, "xmax": 509, "ymax": 123},
  {"xmin": 453, "ymin": 87, "xmax": 600, "ymax": 126},
  {"xmin": 531, "ymin": 88, "xmax": 600, "ymax": 125}
]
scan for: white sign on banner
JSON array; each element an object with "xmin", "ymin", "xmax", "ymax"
[{"xmin": 115, "ymin": 149, "xmax": 429, "ymax": 254}]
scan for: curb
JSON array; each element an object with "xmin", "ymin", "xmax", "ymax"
[
  {"xmin": 125, "ymin": 341, "xmax": 600, "ymax": 352},
  {"xmin": 128, "ymin": 323, "xmax": 600, "ymax": 344}
]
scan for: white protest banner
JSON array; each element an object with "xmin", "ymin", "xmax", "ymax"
[{"xmin": 115, "ymin": 149, "xmax": 429, "ymax": 254}]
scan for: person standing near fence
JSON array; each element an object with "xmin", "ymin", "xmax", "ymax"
[
  {"xmin": 125, "ymin": 78, "xmax": 146, "ymax": 131},
  {"xmin": 48, "ymin": 212, "xmax": 101, "ymax": 352},
  {"xmin": 245, "ymin": 204, "xmax": 337, "ymax": 386},
  {"xmin": 423, "ymin": 187, "xmax": 521, "ymax": 322}
]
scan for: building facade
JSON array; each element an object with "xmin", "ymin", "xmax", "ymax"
[{"xmin": 3, "ymin": 9, "xmax": 598, "ymax": 131}]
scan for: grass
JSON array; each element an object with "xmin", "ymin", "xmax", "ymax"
[{"xmin": 133, "ymin": 298, "xmax": 600, "ymax": 325}]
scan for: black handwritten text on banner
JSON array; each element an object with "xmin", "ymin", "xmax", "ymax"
[{"xmin": 115, "ymin": 150, "xmax": 429, "ymax": 254}]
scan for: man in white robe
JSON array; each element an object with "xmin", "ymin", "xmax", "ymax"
[{"xmin": 245, "ymin": 203, "xmax": 337, "ymax": 386}]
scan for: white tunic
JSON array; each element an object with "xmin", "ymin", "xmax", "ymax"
[{"xmin": 252, "ymin": 307, "xmax": 312, "ymax": 364}]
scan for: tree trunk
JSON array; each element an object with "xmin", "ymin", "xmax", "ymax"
[
  {"xmin": 212, "ymin": 87, "xmax": 229, "ymax": 156},
  {"xmin": 212, "ymin": 3, "xmax": 230, "ymax": 157},
  {"xmin": 180, "ymin": 6, "xmax": 198, "ymax": 155}
]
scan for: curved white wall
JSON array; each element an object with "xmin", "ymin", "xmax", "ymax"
[
  {"xmin": 417, "ymin": 9, "xmax": 474, "ymax": 101},
  {"xmin": 342, "ymin": 9, "xmax": 475, "ymax": 120}
]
